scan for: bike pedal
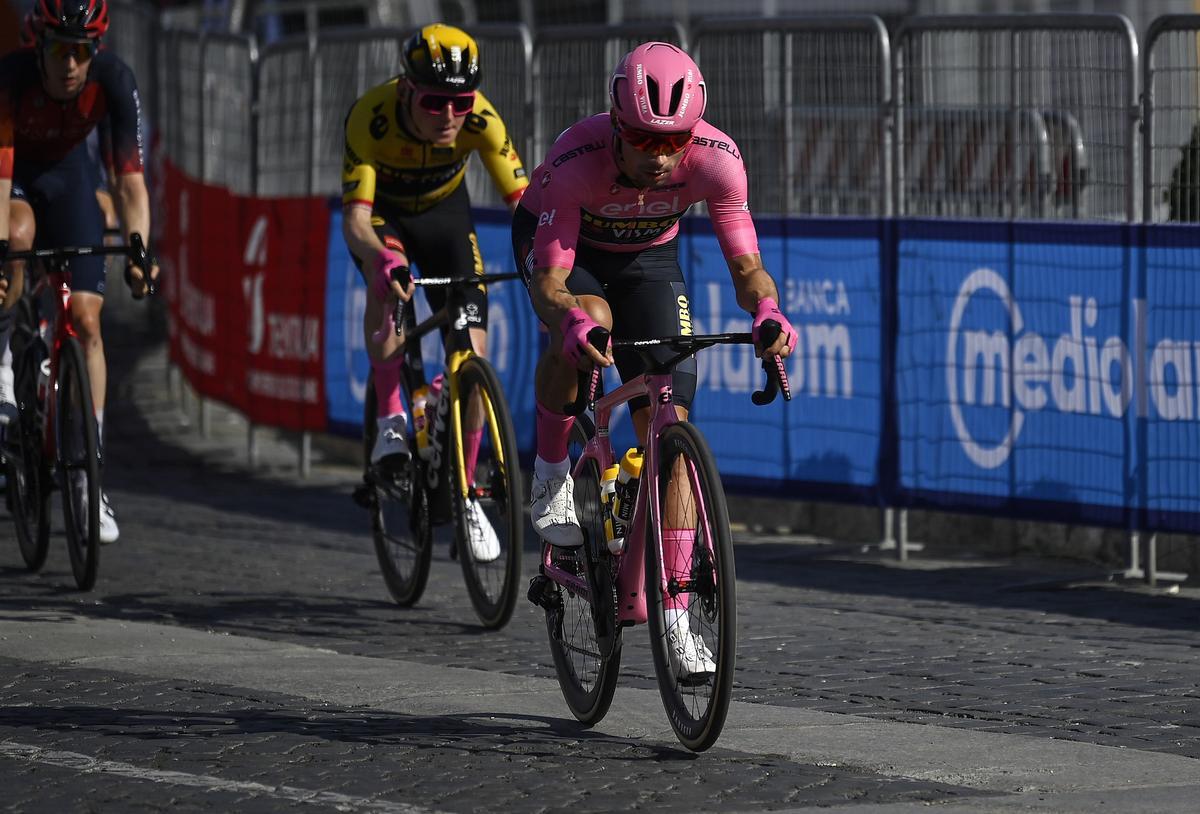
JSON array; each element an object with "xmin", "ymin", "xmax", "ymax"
[
  {"xmin": 526, "ymin": 574, "xmax": 559, "ymax": 611},
  {"xmin": 351, "ymin": 482, "xmax": 374, "ymax": 509}
]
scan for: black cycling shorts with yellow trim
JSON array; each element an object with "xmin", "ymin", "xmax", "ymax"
[
  {"xmin": 511, "ymin": 205, "xmax": 697, "ymax": 412},
  {"xmin": 354, "ymin": 182, "xmax": 488, "ymax": 330}
]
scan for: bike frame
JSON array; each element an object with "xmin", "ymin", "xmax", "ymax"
[
  {"xmin": 398, "ymin": 272, "xmax": 521, "ymax": 502},
  {"xmin": 544, "ymin": 368, "xmax": 705, "ymax": 625},
  {"xmin": 35, "ymin": 266, "xmax": 80, "ymax": 461}
]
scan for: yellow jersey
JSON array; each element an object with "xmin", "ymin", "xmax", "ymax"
[{"xmin": 342, "ymin": 79, "xmax": 528, "ymax": 214}]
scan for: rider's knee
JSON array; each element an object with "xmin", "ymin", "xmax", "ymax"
[
  {"xmin": 72, "ymin": 308, "xmax": 103, "ymax": 342},
  {"xmin": 9, "ymin": 207, "xmax": 35, "ymax": 251}
]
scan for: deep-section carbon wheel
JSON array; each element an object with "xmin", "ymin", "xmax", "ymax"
[
  {"xmin": 541, "ymin": 417, "xmax": 621, "ymax": 725},
  {"xmin": 7, "ymin": 299, "xmax": 50, "ymax": 571},
  {"xmin": 364, "ymin": 376, "xmax": 432, "ymax": 607},
  {"xmin": 56, "ymin": 336, "xmax": 101, "ymax": 591},
  {"xmin": 452, "ymin": 356, "xmax": 523, "ymax": 629},
  {"xmin": 645, "ymin": 421, "xmax": 736, "ymax": 752}
]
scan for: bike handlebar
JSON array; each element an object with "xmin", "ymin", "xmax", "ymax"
[
  {"xmin": 562, "ymin": 323, "xmax": 792, "ymax": 416},
  {"xmin": 389, "ymin": 269, "xmax": 523, "ymax": 337},
  {"xmin": 5, "ymin": 233, "xmax": 157, "ymax": 299}
]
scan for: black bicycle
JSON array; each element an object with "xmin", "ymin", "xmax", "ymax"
[
  {"xmin": 355, "ymin": 271, "xmax": 524, "ymax": 629},
  {"xmin": 2, "ymin": 236, "xmax": 153, "ymax": 589}
]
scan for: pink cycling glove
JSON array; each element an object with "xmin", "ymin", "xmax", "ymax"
[
  {"xmin": 560, "ymin": 307, "xmax": 607, "ymax": 365},
  {"xmin": 752, "ymin": 298, "xmax": 797, "ymax": 354},
  {"xmin": 372, "ymin": 249, "xmax": 409, "ymax": 301}
]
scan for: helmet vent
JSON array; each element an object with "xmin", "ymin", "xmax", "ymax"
[
  {"xmin": 667, "ymin": 79, "xmax": 684, "ymax": 117},
  {"xmin": 646, "ymin": 76, "xmax": 661, "ymax": 115}
]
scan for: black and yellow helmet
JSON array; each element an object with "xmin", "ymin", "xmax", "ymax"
[{"xmin": 402, "ymin": 24, "xmax": 481, "ymax": 92}]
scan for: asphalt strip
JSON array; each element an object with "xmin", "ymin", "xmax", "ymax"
[{"xmin": 0, "ymin": 611, "xmax": 1196, "ymax": 810}]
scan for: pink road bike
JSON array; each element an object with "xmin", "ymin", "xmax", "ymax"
[{"xmin": 528, "ymin": 322, "xmax": 790, "ymax": 752}]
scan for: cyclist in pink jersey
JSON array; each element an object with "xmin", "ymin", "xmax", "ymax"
[{"xmin": 511, "ymin": 42, "xmax": 797, "ymax": 678}]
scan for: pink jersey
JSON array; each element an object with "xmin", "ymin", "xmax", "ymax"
[{"xmin": 521, "ymin": 114, "xmax": 759, "ymax": 270}]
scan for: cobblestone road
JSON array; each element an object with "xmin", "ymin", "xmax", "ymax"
[{"xmin": 0, "ymin": 303, "xmax": 1197, "ymax": 811}]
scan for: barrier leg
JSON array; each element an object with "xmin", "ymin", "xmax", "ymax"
[
  {"xmin": 1145, "ymin": 533, "xmax": 1188, "ymax": 588},
  {"xmin": 299, "ymin": 432, "xmax": 311, "ymax": 479},
  {"xmin": 248, "ymin": 423, "xmax": 258, "ymax": 468}
]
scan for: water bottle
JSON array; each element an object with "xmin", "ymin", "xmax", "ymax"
[
  {"xmin": 599, "ymin": 464, "xmax": 619, "ymax": 549},
  {"xmin": 411, "ymin": 384, "xmax": 429, "ymax": 456},
  {"xmin": 609, "ymin": 447, "xmax": 643, "ymax": 554}
]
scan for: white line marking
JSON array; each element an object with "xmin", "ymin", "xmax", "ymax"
[{"xmin": 0, "ymin": 740, "xmax": 439, "ymax": 814}]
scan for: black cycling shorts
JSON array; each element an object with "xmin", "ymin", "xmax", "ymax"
[
  {"xmin": 511, "ymin": 205, "xmax": 697, "ymax": 412},
  {"xmin": 11, "ymin": 142, "xmax": 108, "ymax": 295},
  {"xmin": 352, "ymin": 181, "xmax": 488, "ymax": 330}
]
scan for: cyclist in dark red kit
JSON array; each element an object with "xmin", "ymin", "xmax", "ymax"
[{"xmin": 0, "ymin": 0, "xmax": 158, "ymax": 544}]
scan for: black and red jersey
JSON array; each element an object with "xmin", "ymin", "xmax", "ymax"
[{"xmin": 0, "ymin": 47, "xmax": 143, "ymax": 181}]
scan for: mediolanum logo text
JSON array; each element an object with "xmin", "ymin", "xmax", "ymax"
[{"xmin": 947, "ymin": 267, "xmax": 1198, "ymax": 470}]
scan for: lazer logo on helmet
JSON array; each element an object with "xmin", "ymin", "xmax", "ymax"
[{"xmin": 947, "ymin": 267, "xmax": 1200, "ymax": 470}]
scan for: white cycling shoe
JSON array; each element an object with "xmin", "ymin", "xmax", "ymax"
[
  {"xmin": 667, "ymin": 623, "xmax": 717, "ymax": 682},
  {"xmin": 371, "ymin": 413, "xmax": 410, "ymax": 469},
  {"xmin": 530, "ymin": 470, "xmax": 582, "ymax": 547},
  {"xmin": 464, "ymin": 497, "xmax": 501, "ymax": 563},
  {"xmin": 72, "ymin": 473, "xmax": 119, "ymax": 545}
]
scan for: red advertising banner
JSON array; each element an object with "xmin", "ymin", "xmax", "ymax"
[{"xmin": 157, "ymin": 155, "xmax": 330, "ymax": 432}]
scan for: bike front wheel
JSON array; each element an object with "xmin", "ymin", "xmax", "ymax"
[
  {"xmin": 451, "ymin": 356, "xmax": 523, "ymax": 629},
  {"xmin": 56, "ymin": 336, "xmax": 101, "ymax": 591},
  {"xmin": 7, "ymin": 300, "xmax": 50, "ymax": 571},
  {"xmin": 645, "ymin": 421, "xmax": 737, "ymax": 752},
  {"xmin": 364, "ymin": 376, "xmax": 433, "ymax": 607},
  {"xmin": 538, "ymin": 437, "xmax": 622, "ymax": 726}
]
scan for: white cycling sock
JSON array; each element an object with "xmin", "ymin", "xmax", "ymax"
[
  {"xmin": 0, "ymin": 324, "xmax": 12, "ymax": 368},
  {"xmin": 534, "ymin": 454, "xmax": 570, "ymax": 480}
]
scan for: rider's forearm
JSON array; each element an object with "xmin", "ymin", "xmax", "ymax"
[
  {"xmin": 530, "ymin": 266, "xmax": 579, "ymax": 332},
  {"xmin": 727, "ymin": 253, "xmax": 780, "ymax": 313},
  {"xmin": 113, "ymin": 172, "xmax": 150, "ymax": 241},
  {"xmin": 342, "ymin": 205, "xmax": 388, "ymax": 267}
]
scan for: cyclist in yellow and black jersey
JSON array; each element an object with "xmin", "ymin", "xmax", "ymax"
[
  {"xmin": 341, "ymin": 24, "xmax": 528, "ymax": 493},
  {"xmin": 343, "ymin": 81, "xmax": 526, "ymax": 215}
]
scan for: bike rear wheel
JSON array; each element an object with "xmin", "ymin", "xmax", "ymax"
[
  {"xmin": 451, "ymin": 356, "xmax": 523, "ymax": 629},
  {"xmin": 365, "ymin": 376, "xmax": 433, "ymax": 607},
  {"xmin": 645, "ymin": 421, "xmax": 736, "ymax": 752},
  {"xmin": 537, "ymin": 417, "xmax": 622, "ymax": 725},
  {"xmin": 7, "ymin": 299, "xmax": 50, "ymax": 570},
  {"xmin": 56, "ymin": 336, "xmax": 101, "ymax": 591}
]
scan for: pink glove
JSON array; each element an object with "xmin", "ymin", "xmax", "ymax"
[
  {"xmin": 752, "ymin": 297, "xmax": 797, "ymax": 354},
  {"xmin": 372, "ymin": 249, "xmax": 409, "ymax": 301},
  {"xmin": 560, "ymin": 307, "xmax": 607, "ymax": 365}
]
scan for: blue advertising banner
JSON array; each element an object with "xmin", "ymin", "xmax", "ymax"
[
  {"xmin": 1141, "ymin": 226, "xmax": 1200, "ymax": 532},
  {"xmin": 684, "ymin": 218, "xmax": 883, "ymax": 498}
]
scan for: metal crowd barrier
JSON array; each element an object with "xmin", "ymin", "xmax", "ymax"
[
  {"xmin": 1144, "ymin": 15, "xmax": 1200, "ymax": 224},
  {"xmin": 894, "ymin": 14, "xmax": 1138, "ymax": 223},
  {"xmin": 132, "ymin": 11, "xmax": 1200, "ymax": 580},
  {"xmin": 695, "ymin": 16, "xmax": 890, "ymax": 217}
]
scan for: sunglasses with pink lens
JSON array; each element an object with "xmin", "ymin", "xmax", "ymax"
[{"xmin": 415, "ymin": 89, "xmax": 475, "ymax": 116}]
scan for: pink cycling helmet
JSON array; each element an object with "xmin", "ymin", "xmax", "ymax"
[{"xmin": 609, "ymin": 41, "xmax": 706, "ymax": 133}]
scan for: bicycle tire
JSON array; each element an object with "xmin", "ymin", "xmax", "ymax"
[
  {"xmin": 645, "ymin": 421, "xmax": 736, "ymax": 752},
  {"xmin": 541, "ymin": 418, "xmax": 622, "ymax": 725},
  {"xmin": 7, "ymin": 298, "xmax": 50, "ymax": 570},
  {"xmin": 451, "ymin": 356, "xmax": 523, "ymax": 629},
  {"xmin": 56, "ymin": 336, "xmax": 101, "ymax": 591},
  {"xmin": 365, "ymin": 376, "xmax": 433, "ymax": 607}
]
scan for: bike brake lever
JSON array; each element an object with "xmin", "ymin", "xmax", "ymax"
[{"xmin": 563, "ymin": 326, "xmax": 610, "ymax": 416}]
